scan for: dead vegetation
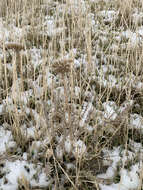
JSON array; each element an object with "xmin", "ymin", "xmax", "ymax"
[{"xmin": 0, "ymin": 0, "xmax": 143, "ymax": 189}]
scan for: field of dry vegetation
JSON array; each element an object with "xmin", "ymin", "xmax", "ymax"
[{"xmin": 0, "ymin": 0, "xmax": 143, "ymax": 189}]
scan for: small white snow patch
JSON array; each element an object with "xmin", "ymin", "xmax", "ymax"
[
  {"xmin": 130, "ymin": 114, "xmax": 143, "ymax": 131},
  {"xmin": 86, "ymin": 125, "xmax": 94, "ymax": 133},
  {"xmin": 66, "ymin": 163, "xmax": 75, "ymax": 170},
  {"xmin": 0, "ymin": 104, "xmax": 4, "ymax": 114},
  {"xmin": 103, "ymin": 101, "xmax": 117, "ymax": 120},
  {"xmin": 0, "ymin": 128, "xmax": 16, "ymax": 153},
  {"xmin": 80, "ymin": 102, "xmax": 93, "ymax": 127},
  {"xmin": 65, "ymin": 136, "xmax": 72, "ymax": 153},
  {"xmin": 119, "ymin": 165, "xmax": 140, "ymax": 190},
  {"xmin": 56, "ymin": 145, "xmax": 64, "ymax": 160},
  {"xmin": 23, "ymin": 153, "xmax": 28, "ymax": 160},
  {"xmin": 73, "ymin": 139, "xmax": 86, "ymax": 158},
  {"xmin": 30, "ymin": 141, "xmax": 41, "ymax": 158},
  {"xmin": 98, "ymin": 147, "xmax": 121, "ymax": 180},
  {"xmin": 121, "ymin": 30, "xmax": 142, "ymax": 47},
  {"xmin": 99, "ymin": 10, "xmax": 117, "ymax": 23},
  {"xmin": 38, "ymin": 172, "xmax": 51, "ymax": 187},
  {"xmin": 26, "ymin": 127, "xmax": 35, "ymax": 138},
  {"xmin": 74, "ymin": 86, "xmax": 81, "ymax": 98}
]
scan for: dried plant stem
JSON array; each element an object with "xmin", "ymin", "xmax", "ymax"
[
  {"xmin": 85, "ymin": 14, "xmax": 92, "ymax": 74},
  {"xmin": 55, "ymin": 157, "xmax": 78, "ymax": 190}
]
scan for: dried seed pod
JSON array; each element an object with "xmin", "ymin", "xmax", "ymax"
[
  {"xmin": 52, "ymin": 58, "xmax": 73, "ymax": 75},
  {"xmin": 5, "ymin": 43, "xmax": 24, "ymax": 50},
  {"xmin": 0, "ymin": 42, "xmax": 24, "ymax": 51}
]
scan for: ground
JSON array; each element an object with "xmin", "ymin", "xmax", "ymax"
[{"xmin": 0, "ymin": 0, "xmax": 143, "ymax": 189}]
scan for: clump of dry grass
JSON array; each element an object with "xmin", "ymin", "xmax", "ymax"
[
  {"xmin": 18, "ymin": 174, "xmax": 30, "ymax": 190},
  {"xmin": 115, "ymin": 0, "xmax": 134, "ymax": 28}
]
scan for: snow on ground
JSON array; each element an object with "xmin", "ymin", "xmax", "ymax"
[
  {"xmin": 0, "ymin": 0, "xmax": 143, "ymax": 189},
  {"xmin": 0, "ymin": 128, "xmax": 16, "ymax": 153},
  {"xmin": 0, "ymin": 160, "xmax": 51, "ymax": 190},
  {"xmin": 98, "ymin": 148, "xmax": 142, "ymax": 190}
]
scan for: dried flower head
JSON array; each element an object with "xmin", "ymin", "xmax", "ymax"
[
  {"xmin": 52, "ymin": 58, "xmax": 73, "ymax": 75},
  {"xmin": 4, "ymin": 42, "xmax": 25, "ymax": 51},
  {"xmin": 0, "ymin": 42, "xmax": 24, "ymax": 51}
]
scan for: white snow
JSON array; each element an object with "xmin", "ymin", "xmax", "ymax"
[
  {"xmin": 30, "ymin": 47, "xmax": 43, "ymax": 69},
  {"xmin": 26, "ymin": 126, "xmax": 35, "ymax": 138},
  {"xmin": 29, "ymin": 141, "xmax": 41, "ymax": 158},
  {"xmin": 132, "ymin": 12, "xmax": 143, "ymax": 25},
  {"xmin": 119, "ymin": 164, "xmax": 140, "ymax": 190},
  {"xmin": 32, "ymin": 171, "xmax": 51, "ymax": 187},
  {"xmin": 121, "ymin": 29, "xmax": 143, "ymax": 47},
  {"xmin": 65, "ymin": 136, "xmax": 72, "ymax": 153},
  {"xmin": 56, "ymin": 145, "xmax": 64, "ymax": 160},
  {"xmin": 66, "ymin": 163, "xmax": 75, "ymax": 170},
  {"xmin": 98, "ymin": 148, "xmax": 121, "ymax": 179},
  {"xmin": 0, "ymin": 1, "xmax": 143, "ymax": 189},
  {"xmin": 74, "ymin": 86, "xmax": 81, "ymax": 98},
  {"xmin": 1, "ymin": 160, "xmax": 35, "ymax": 189},
  {"xmin": 0, "ymin": 128, "xmax": 16, "ymax": 153},
  {"xmin": 103, "ymin": 101, "xmax": 117, "ymax": 120},
  {"xmin": 99, "ymin": 10, "xmax": 117, "ymax": 23},
  {"xmin": 72, "ymin": 139, "xmax": 86, "ymax": 158},
  {"xmin": 79, "ymin": 101, "xmax": 93, "ymax": 127},
  {"xmin": 99, "ymin": 149, "xmax": 142, "ymax": 190},
  {"xmin": 0, "ymin": 104, "xmax": 4, "ymax": 114},
  {"xmin": 130, "ymin": 114, "xmax": 143, "ymax": 131},
  {"xmin": 1, "ymin": 160, "xmax": 51, "ymax": 189}
]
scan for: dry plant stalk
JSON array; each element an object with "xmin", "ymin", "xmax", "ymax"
[
  {"xmin": 52, "ymin": 58, "xmax": 73, "ymax": 110},
  {"xmin": 18, "ymin": 174, "xmax": 30, "ymax": 190},
  {"xmin": 0, "ymin": 58, "xmax": 2, "ymax": 80},
  {"xmin": 85, "ymin": 15, "xmax": 92, "ymax": 74},
  {"xmin": 0, "ymin": 42, "xmax": 24, "ymax": 74},
  {"xmin": 44, "ymin": 162, "xmax": 53, "ymax": 177}
]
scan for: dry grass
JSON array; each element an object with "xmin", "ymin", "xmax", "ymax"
[{"xmin": 0, "ymin": 0, "xmax": 143, "ymax": 189}]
